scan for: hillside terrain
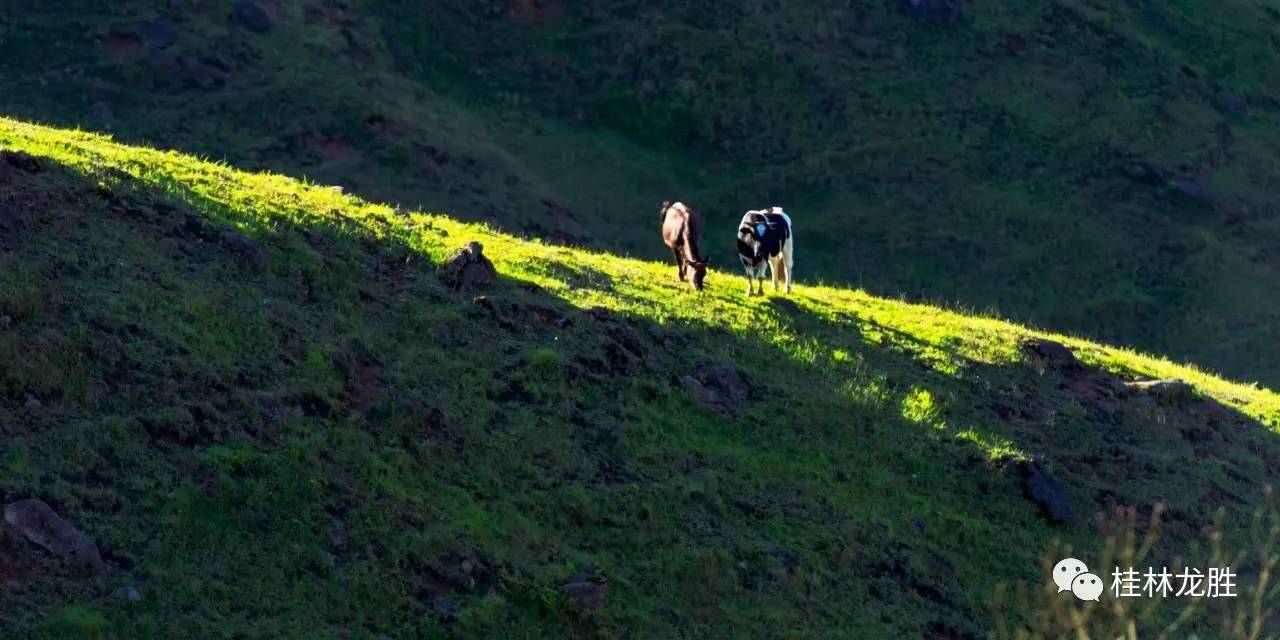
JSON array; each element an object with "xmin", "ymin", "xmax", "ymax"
[
  {"xmin": 3, "ymin": 1, "xmax": 1280, "ymax": 386},
  {"xmin": 2, "ymin": 118, "xmax": 1280, "ymax": 638}
]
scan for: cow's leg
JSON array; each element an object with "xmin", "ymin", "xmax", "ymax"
[
  {"xmin": 770, "ymin": 246, "xmax": 791, "ymax": 295},
  {"xmin": 778, "ymin": 239, "xmax": 788, "ymax": 293},
  {"xmin": 769, "ymin": 257, "xmax": 779, "ymax": 292},
  {"xmin": 783, "ymin": 240, "xmax": 794, "ymax": 293},
  {"xmin": 745, "ymin": 272, "xmax": 755, "ymax": 296},
  {"xmin": 672, "ymin": 247, "xmax": 686, "ymax": 282}
]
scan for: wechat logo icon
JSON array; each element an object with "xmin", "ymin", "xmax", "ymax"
[{"xmin": 1052, "ymin": 558, "xmax": 1103, "ymax": 602}]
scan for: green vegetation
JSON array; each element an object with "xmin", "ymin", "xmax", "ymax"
[
  {"xmin": 4, "ymin": 2, "xmax": 1280, "ymax": 636},
  {"xmin": 992, "ymin": 501, "xmax": 1280, "ymax": 639},
  {"xmin": 3, "ymin": 1, "xmax": 1280, "ymax": 385},
  {"xmin": 2, "ymin": 117, "xmax": 1280, "ymax": 638}
]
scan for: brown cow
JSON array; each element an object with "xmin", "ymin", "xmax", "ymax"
[{"xmin": 660, "ymin": 201, "xmax": 708, "ymax": 291}]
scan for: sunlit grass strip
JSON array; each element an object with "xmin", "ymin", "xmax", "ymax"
[{"xmin": 2, "ymin": 115, "xmax": 1277, "ymax": 435}]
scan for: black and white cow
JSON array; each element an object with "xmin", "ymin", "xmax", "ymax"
[{"xmin": 736, "ymin": 206, "xmax": 793, "ymax": 296}]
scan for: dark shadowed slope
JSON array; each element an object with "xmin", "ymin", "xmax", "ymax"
[{"xmin": 3, "ymin": 1, "xmax": 1280, "ymax": 386}]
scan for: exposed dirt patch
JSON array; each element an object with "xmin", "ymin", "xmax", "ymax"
[
  {"xmin": 344, "ymin": 362, "xmax": 383, "ymax": 412},
  {"xmin": 365, "ymin": 114, "xmax": 407, "ymax": 140},
  {"xmin": 103, "ymin": 31, "xmax": 143, "ymax": 55},
  {"xmin": 319, "ymin": 139, "xmax": 356, "ymax": 160}
]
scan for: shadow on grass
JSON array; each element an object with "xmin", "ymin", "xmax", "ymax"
[{"xmin": 0, "ymin": 151, "xmax": 1277, "ymax": 639}]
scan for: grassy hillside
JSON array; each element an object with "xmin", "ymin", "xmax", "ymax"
[
  {"xmin": 2, "ymin": 117, "xmax": 1280, "ymax": 638},
  {"xmin": 3, "ymin": 1, "xmax": 1280, "ymax": 387}
]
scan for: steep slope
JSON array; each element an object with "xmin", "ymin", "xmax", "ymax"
[
  {"xmin": 3, "ymin": 1, "xmax": 1280, "ymax": 387},
  {"xmin": 0, "ymin": 0, "xmax": 691, "ymax": 253},
  {"xmin": 372, "ymin": 0, "xmax": 1280, "ymax": 386},
  {"xmin": 2, "ymin": 118, "xmax": 1280, "ymax": 638}
]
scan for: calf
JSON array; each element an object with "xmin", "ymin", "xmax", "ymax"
[
  {"xmin": 660, "ymin": 201, "xmax": 708, "ymax": 291},
  {"xmin": 736, "ymin": 206, "xmax": 793, "ymax": 296}
]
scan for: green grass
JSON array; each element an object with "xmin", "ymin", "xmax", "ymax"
[
  {"xmin": 2, "ymin": 117, "xmax": 1280, "ymax": 638},
  {"xmin": 4, "ymin": 1, "xmax": 1280, "ymax": 389},
  {"xmin": 363, "ymin": 0, "xmax": 1280, "ymax": 384}
]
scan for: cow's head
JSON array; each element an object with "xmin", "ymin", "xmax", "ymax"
[{"xmin": 688, "ymin": 259, "xmax": 708, "ymax": 291}]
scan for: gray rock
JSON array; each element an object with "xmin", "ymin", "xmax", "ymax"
[
  {"xmin": 606, "ymin": 324, "xmax": 644, "ymax": 360},
  {"xmin": 3, "ymin": 499, "xmax": 105, "ymax": 573},
  {"xmin": 699, "ymin": 364, "xmax": 751, "ymax": 403},
  {"xmin": 444, "ymin": 572, "xmax": 474, "ymax": 593},
  {"xmin": 647, "ymin": 323, "xmax": 666, "ymax": 342},
  {"xmin": 765, "ymin": 544, "xmax": 799, "ymax": 571},
  {"xmin": 557, "ymin": 580, "xmax": 607, "ymax": 618},
  {"xmin": 681, "ymin": 376, "xmax": 719, "ymax": 411},
  {"xmin": 431, "ymin": 596, "xmax": 459, "ymax": 617},
  {"xmin": 147, "ymin": 46, "xmax": 182, "ymax": 77},
  {"xmin": 89, "ymin": 79, "xmax": 121, "ymax": 101},
  {"xmin": 1127, "ymin": 378, "xmax": 1196, "ymax": 405},
  {"xmin": 258, "ymin": 396, "xmax": 287, "ymax": 424},
  {"xmin": 439, "ymin": 241, "xmax": 497, "ymax": 290},
  {"xmin": 1011, "ymin": 461, "xmax": 1075, "ymax": 525},
  {"xmin": 328, "ymin": 521, "xmax": 349, "ymax": 551},
  {"xmin": 658, "ymin": 607, "xmax": 680, "ymax": 626},
  {"xmin": 1217, "ymin": 92, "xmax": 1247, "ymax": 114},
  {"xmin": 154, "ymin": 236, "xmax": 180, "ymax": 256},
  {"xmin": 1181, "ymin": 423, "xmax": 1219, "ymax": 443},
  {"xmin": 218, "ymin": 230, "xmax": 268, "ymax": 271},
  {"xmin": 1022, "ymin": 338, "xmax": 1081, "ymax": 370},
  {"xmin": 1170, "ymin": 178, "xmax": 1210, "ymax": 203},
  {"xmin": 903, "ymin": 0, "xmax": 963, "ymax": 23},
  {"xmin": 113, "ymin": 586, "xmax": 142, "ymax": 601},
  {"xmin": 181, "ymin": 57, "xmax": 225, "ymax": 91},
  {"xmin": 233, "ymin": 1, "xmax": 275, "ymax": 33},
  {"xmin": 682, "ymin": 363, "xmax": 752, "ymax": 414},
  {"xmin": 140, "ymin": 18, "xmax": 178, "ymax": 48}
]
